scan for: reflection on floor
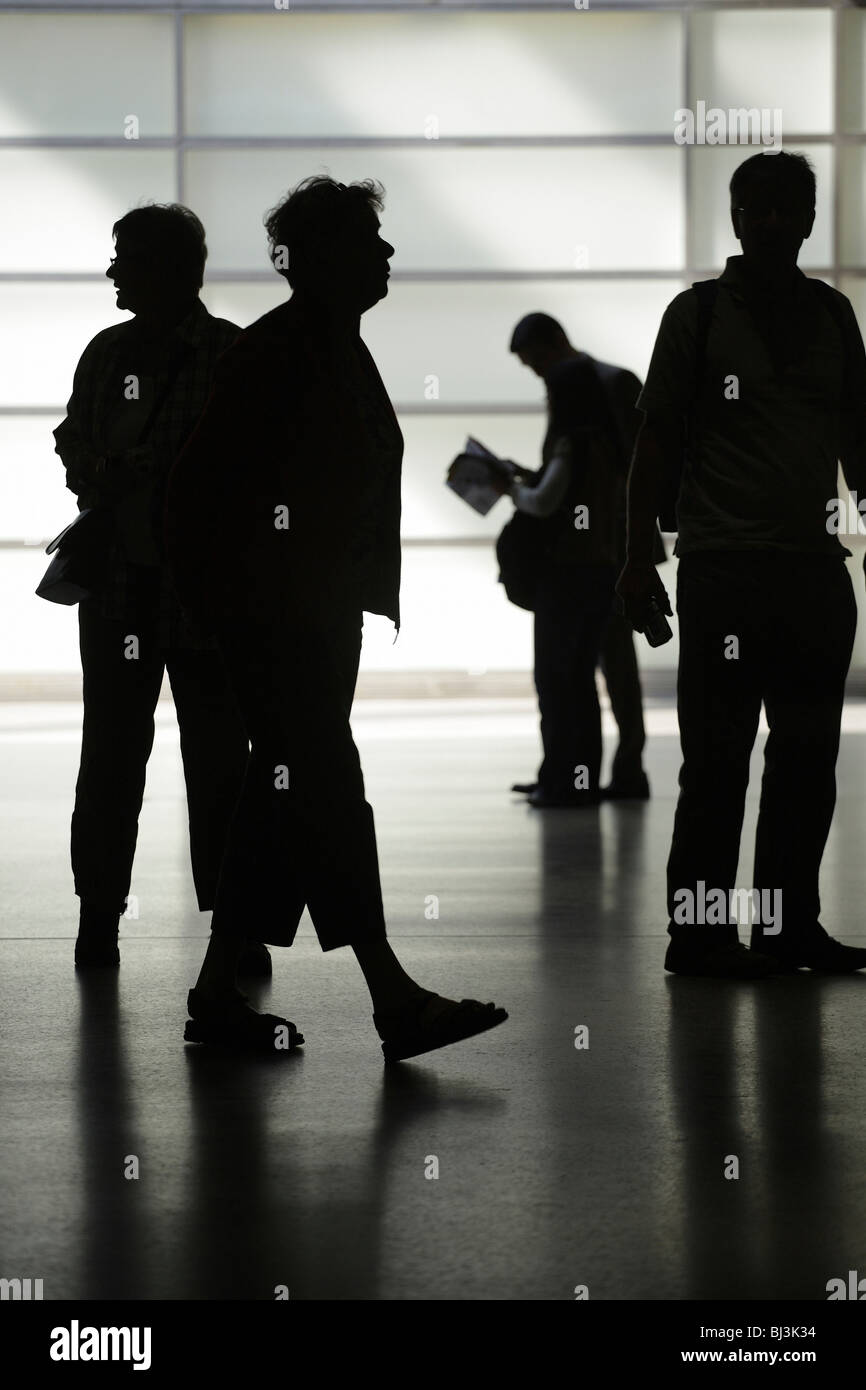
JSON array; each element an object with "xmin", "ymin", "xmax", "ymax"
[{"xmin": 2, "ymin": 698, "xmax": 866, "ymax": 1301}]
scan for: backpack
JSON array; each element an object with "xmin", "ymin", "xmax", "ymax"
[
  {"xmin": 658, "ymin": 274, "xmax": 850, "ymax": 533},
  {"xmin": 591, "ymin": 356, "xmax": 667, "ymax": 565}
]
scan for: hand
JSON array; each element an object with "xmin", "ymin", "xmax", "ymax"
[{"xmin": 615, "ymin": 560, "xmax": 672, "ymax": 631}]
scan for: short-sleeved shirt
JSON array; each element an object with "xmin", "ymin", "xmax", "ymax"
[
  {"xmin": 535, "ymin": 353, "xmax": 622, "ymax": 567},
  {"xmin": 636, "ymin": 254, "xmax": 866, "ymax": 556}
]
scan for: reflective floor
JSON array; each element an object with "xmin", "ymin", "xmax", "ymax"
[{"xmin": 2, "ymin": 696, "xmax": 866, "ymax": 1301}]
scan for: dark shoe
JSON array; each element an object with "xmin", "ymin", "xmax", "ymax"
[
  {"xmin": 75, "ymin": 903, "xmax": 121, "ymax": 968},
  {"xmin": 665, "ymin": 941, "xmax": 776, "ymax": 979},
  {"xmin": 184, "ymin": 988, "xmax": 304, "ymax": 1053},
  {"xmin": 528, "ymin": 789, "xmax": 599, "ymax": 808},
  {"xmin": 601, "ymin": 773, "xmax": 651, "ymax": 801},
  {"xmin": 374, "ymin": 990, "xmax": 508, "ymax": 1063},
  {"xmin": 237, "ymin": 940, "xmax": 273, "ymax": 978},
  {"xmin": 756, "ymin": 930, "xmax": 866, "ymax": 974},
  {"xmin": 511, "ymin": 781, "xmax": 538, "ymax": 795}
]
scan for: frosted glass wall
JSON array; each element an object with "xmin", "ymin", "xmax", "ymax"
[{"xmin": 1, "ymin": 5, "xmax": 865, "ymax": 679}]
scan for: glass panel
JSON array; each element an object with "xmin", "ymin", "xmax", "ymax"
[
  {"xmin": 202, "ymin": 278, "xmax": 684, "ymax": 408},
  {"xmin": 691, "ymin": 10, "xmax": 833, "ymax": 136},
  {"xmin": 0, "ymin": 150, "xmax": 177, "ymax": 272},
  {"xmin": 0, "ymin": 550, "xmax": 83, "ymax": 673},
  {"xmin": 398, "ymin": 413, "xmax": 548, "ymax": 540},
  {"xmin": 185, "ymin": 12, "xmax": 682, "ymax": 138},
  {"xmin": 840, "ymin": 148, "xmax": 866, "ymax": 268},
  {"xmin": 0, "ymin": 283, "xmax": 133, "ymax": 408},
  {"xmin": 840, "ymin": 11, "xmax": 866, "ymax": 135},
  {"xmin": 0, "ymin": 416, "xmax": 77, "ymax": 541},
  {"xmin": 186, "ymin": 146, "xmax": 684, "ymax": 273},
  {"xmin": 357, "ymin": 545, "xmax": 535, "ymax": 673},
  {"xmin": 0, "ymin": 16, "xmax": 175, "ymax": 138},
  {"xmin": 691, "ymin": 143, "xmax": 832, "ymax": 273}
]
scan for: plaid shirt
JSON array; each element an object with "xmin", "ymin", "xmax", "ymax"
[{"xmin": 54, "ymin": 300, "xmax": 240, "ymax": 650}]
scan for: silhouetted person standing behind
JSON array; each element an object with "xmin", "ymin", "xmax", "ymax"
[
  {"xmin": 507, "ymin": 313, "xmax": 658, "ymax": 804},
  {"xmin": 54, "ymin": 204, "xmax": 263, "ymax": 972},
  {"xmin": 618, "ymin": 150, "xmax": 866, "ymax": 978},
  {"xmin": 165, "ymin": 176, "xmax": 507, "ymax": 1060}
]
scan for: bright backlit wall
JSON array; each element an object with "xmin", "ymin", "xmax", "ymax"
[{"xmin": 2, "ymin": 4, "xmax": 866, "ymax": 677}]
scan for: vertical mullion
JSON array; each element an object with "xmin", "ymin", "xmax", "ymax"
[
  {"xmin": 833, "ymin": 1, "xmax": 843, "ymax": 290},
  {"xmin": 683, "ymin": 6, "xmax": 693, "ymax": 286},
  {"xmin": 175, "ymin": 8, "xmax": 184, "ymax": 206}
]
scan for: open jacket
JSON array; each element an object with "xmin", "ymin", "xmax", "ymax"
[{"xmin": 164, "ymin": 295, "xmax": 403, "ymax": 635}]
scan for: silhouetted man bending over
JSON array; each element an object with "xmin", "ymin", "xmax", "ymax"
[
  {"xmin": 507, "ymin": 313, "xmax": 659, "ymax": 805},
  {"xmin": 165, "ymin": 176, "xmax": 507, "ymax": 1060},
  {"xmin": 618, "ymin": 150, "xmax": 866, "ymax": 978}
]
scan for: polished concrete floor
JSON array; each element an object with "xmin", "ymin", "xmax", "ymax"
[{"xmin": 3, "ymin": 695, "xmax": 866, "ymax": 1301}]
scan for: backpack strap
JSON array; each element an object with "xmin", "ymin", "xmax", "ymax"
[{"xmin": 658, "ymin": 277, "xmax": 719, "ymax": 533}]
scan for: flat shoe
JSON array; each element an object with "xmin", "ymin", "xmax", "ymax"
[
  {"xmin": 374, "ymin": 991, "xmax": 508, "ymax": 1063},
  {"xmin": 184, "ymin": 988, "xmax": 304, "ymax": 1053}
]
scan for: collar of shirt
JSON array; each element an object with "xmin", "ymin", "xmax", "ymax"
[{"xmin": 717, "ymin": 253, "xmax": 806, "ymax": 305}]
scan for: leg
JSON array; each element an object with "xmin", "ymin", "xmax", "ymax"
[
  {"xmin": 666, "ymin": 553, "xmax": 763, "ymax": 961},
  {"xmin": 188, "ymin": 610, "xmax": 508, "ymax": 1056},
  {"xmin": 533, "ymin": 564, "xmax": 614, "ymax": 801},
  {"xmin": 598, "ymin": 608, "xmax": 648, "ymax": 790},
  {"xmin": 751, "ymin": 555, "xmax": 858, "ymax": 959},
  {"xmin": 72, "ymin": 597, "xmax": 164, "ymax": 957},
  {"xmin": 195, "ymin": 610, "xmax": 385, "ymax": 998},
  {"xmin": 165, "ymin": 645, "xmax": 250, "ymax": 912}
]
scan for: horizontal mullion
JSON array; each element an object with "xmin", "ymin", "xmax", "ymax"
[
  {"xmin": 0, "ymin": 2, "xmax": 839, "ymax": 13},
  {"xmin": 1, "ymin": 535, "xmax": 495, "ymax": 550},
  {"xmin": 0, "ymin": 133, "xmax": 846, "ymax": 150},
  {"xmin": 0, "ymin": 402, "xmax": 547, "ymax": 415}
]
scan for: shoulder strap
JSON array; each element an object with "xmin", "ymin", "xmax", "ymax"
[
  {"xmin": 691, "ymin": 278, "xmax": 720, "ymax": 395},
  {"xmin": 585, "ymin": 356, "xmax": 637, "ymax": 477}
]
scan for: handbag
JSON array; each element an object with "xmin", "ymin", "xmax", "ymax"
[
  {"xmin": 36, "ymin": 338, "xmax": 195, "ymax": 606},
  {"xmin": 35, "ymin": 506, "xmax": 116, "ymax": 606},
  {"xmin": 495, "ymin": 508, "xmax": 551, "ymax": 612}
]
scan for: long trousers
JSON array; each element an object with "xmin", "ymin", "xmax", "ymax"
[
  {"xmin": 533, "ymin": 563, "xmax": 618, "ymax": 797},
  {"xmin": 72, "ymin": 597, "xmax": 250, "ymax": 915},
  {"xmin": 598, "ymin": 608, "xmax": 646, "ymax": 785},
  {"xmin": 667, "ymin": 550, "xmax": 856, "ymax": 952},
  {"xmin": 209, "ymin": 609, "xmax": 388, "ymax": 950}
]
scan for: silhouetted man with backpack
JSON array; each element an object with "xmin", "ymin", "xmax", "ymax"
[
  {"xmin": 506, "ymin": 314, "xmax": 660, "ymax": 805},
  {"xmin": 618, "ymin": 150, "xmax": 866, "ymax": 978}
]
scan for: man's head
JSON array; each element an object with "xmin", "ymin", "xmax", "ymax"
[
  {"xmin": 730, "ymin": 150, "xmax": 816, "ymax": 269},
  {"xmin": 264, "ymin": 175, "xmax": 393, "ymax": 315},
  {"xmin": 107, "ymin": 203, "xmax": 206, "ymax": 315},
  {"xmin": 509, "ymin": 313, "xmax": 574, "ymax": 378}
]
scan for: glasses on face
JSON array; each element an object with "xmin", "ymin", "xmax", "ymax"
[{"xmin": 734, "ymin": 195, "xmax": 810, "ymax": 221}]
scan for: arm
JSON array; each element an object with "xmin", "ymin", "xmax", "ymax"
[
  {"xmin": 509, "ymin": 446, "xmax": 572, "ymax": 518},
  {"xmin": 615, "ymin": 412, "xmax": 680, "ymax": 625},
  {"xmin": 53, "ymin": 342, "xmax": 106, "ymax": 509}
]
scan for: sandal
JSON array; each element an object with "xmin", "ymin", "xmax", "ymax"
[
  {"xmin": 184, "ymin": 988, "xmax": 304, "ymax": 1053},
  {"xmin": 373, "ymin": 991, "xmax": 508, "ymax": 1063}
]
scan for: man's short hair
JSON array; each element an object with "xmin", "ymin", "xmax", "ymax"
[
  {"xmin": 112, "ymin": 203, "xmax": 207, "ymax": 293},
  {"xmin": 509, "ymin": 313, "xmax": 568, "ymax": 354},
  {"xmin": 264, "ymin": 175, "xmax": 386, "ymax": 286},
  {"xmin": 730, "ymin": 150, "xmax": 816, "ymax": 213}
]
